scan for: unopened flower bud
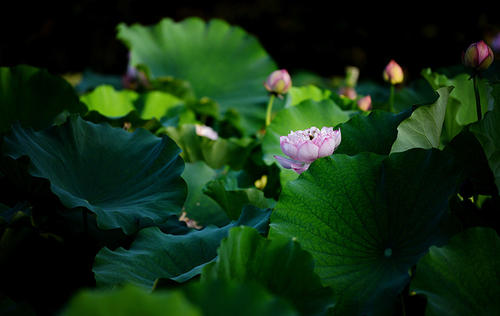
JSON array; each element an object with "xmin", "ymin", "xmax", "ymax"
[
  {"xmin": 383, "ymin": 60, "xmax": 404, "ymax": 85},
  {"xmin": 463, "ymin": 41, "xmax": 494, "ymax": 70},
  {"xmin": 339, "ymin": 86, "xmax": 357, "ymax": 100},
  {"xmin": 195, "ymin": 124, "xmax": 218, "ymax": 140},
  {"xmin": 345, "ymin": 66, "xmax": 360, "ymax": 87},
  {"xmin": 264, "ymin": 69, "xmax": 292, "ymax": 95},
  {"xmin": 357, "ymin": 95, "xmax": 372, "ymax": 111}
]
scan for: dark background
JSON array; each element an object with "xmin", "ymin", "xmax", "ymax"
[{"xmin": 1, "ymin": 1, "xmax": 499, "ymax": 82}]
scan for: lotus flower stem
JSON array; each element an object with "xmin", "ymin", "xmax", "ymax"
[
  {"xmin": 265, "ymin": 94, "xmax": 276, "ymax": 126},
  {"xmin": 389, "ymin": 85, "xmax": 395, "ymax": 113},
  {"xmin": 472, "ymin": 74, "xmax": 482, "ymax": 120}
]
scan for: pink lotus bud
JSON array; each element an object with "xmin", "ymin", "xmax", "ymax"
[
  {"xmin": 274, "ymin": 127, "xmax": 341, "ymax": 174},
  {"xmin": 195, "ymin": 124, "xmax": 218, "ymax": 140},
  {"xmin": 264, "ymin": 69, "xmax": 292, "ymax": 95},
  {"xmin": 122, "ymin": 52, "xmax": 150, "ymax": 89},
  {"xmin": 338, "ymin": 86, "xmax": 357, "ymax": 100},
  {"xmin": 383, "ymin": 60, "xmax": 404, "ymax": 85},
  {"xmin": 463, "ymin": 41, "xmax": 494, "ymax": 70},
  {"xmin": 357, "ymin": 95, "xmax": 372, "ymax": 111}
]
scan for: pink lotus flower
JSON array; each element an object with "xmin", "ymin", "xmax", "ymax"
[
  {"xmin": 383, "ymin": 60, "xmax": 404, "ymax": 85},
  {"xmin": 264, "ymin": 69, "xmax": 292, "ymax": 95},
  {"xmin": 463, "ymin": 40, "xmax": 494, "ymax": 70},
  {"xmin": 339, "ymin": 86, "xmax": 357, "ymax": 100},
  {"xmin": 195, "ymin": 124, "xmax": 218, "ymax": 140},
  {"xmin": 274, "ymin": 127, "xmax": 341, "ymax": 174},
  {"xmin": 357, "ymin": 95, "xmax": 372, "ymax": 111}
]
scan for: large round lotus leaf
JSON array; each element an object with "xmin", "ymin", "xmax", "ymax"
[
  {"xmin": 0, "ymin": 65, "xmax": 86, "ymax": 133},
  {"xmin": 61, "ymin": 285, "xmax": 201, "ymax": 316},
  {"xmin": 2, "ymin": 115, "xmax": 186, "ymax": 235},
  {"xmin": 202, "ymin": 226, "xmax": 334, "ymax": 315},
  {"xmin": 411, "ymin": 227, "xmax": 500, "ymax": 316},
  {"xmin": 269, "ymin": 149, "xmax": 459, "ymax": 315},
  {"xmin": 117, "ymin": 17, "xmax": 276, "ymax": 134},
  {"xmin": 262, "ymin": 99, "xmax": 350, "ymax": 165}
]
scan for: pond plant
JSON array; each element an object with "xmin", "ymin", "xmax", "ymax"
[{"xmin": 1, "ymin": 17, "xmax": 499, "ymax": 316}]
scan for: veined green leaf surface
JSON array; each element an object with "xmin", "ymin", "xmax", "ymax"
[{"xmin": 269, "ymin": 149, "xmax": 459, "ymax": 315}]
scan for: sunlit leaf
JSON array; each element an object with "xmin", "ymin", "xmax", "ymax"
[{"xmin": 391, "ymin": 87, "xmax": 452, "ymax": 153}]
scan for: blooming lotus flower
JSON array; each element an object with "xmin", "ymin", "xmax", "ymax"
[
  {"xmin": 195, "ymin": 124, "xmax": 219, "ymax": 140},
  {"xmin": 463, "ymin": 40, "xmax": 494, "ymax": 70},
  {"xmin": 383, "ymin": 60, "xmax": 404, "ymax": 85},
  {"xmin": 274, "ymin": 127, "xmax": 341, "ymax": 174},
  {"xmin": 264, "ymin": 69, "xmax": 292, "ymax": 95},
  {"xmin": 357, "ymin": 95, "xmax": 372, "ymax": 111}
]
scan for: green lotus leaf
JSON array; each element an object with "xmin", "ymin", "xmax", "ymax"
[
  {"xmin": 2, "ymin": 115, "xmax": 186, "ymax": 235},
  {"xmin": 411, "ymin": 227, "xmax": 500, "ymax": 316},
  {"xmin": 269, "ymin": 149, "xmax": 459, "ymax": 315},
  {"xmin": 183, "ymin": 279, "xmax": 298, "ymax": 316},
  {"xmin": 165, "ymin": 124, "xmax": 254, "ymax": 170},
  {"xmin": 422, "ymin": 69, "xmax": 491, "ymax": 126},
  {"xmin": 81, "ymin": 85, "xmax": 185, "ymax": 121},
  {"xmin": 470, "ymin": 102, "xmax": 500, "ymax": 195},
  {"xmin": 0, "ymin": 65, "xmax": 86, "ymax": 133},
  {"xmin": 93, "ymin": 206, "xmax": 271, "ymax": 288},
  {"xmin": 80, "ymin": 85, "xmax": 138, "ymax": 117},
  {"xmin": 61, "ymin": 285, "xmax": 201, "ymax": 316},
  {"xmin": 288, "ymin": 85, "xmax": 331, "ymax": 107},
  {"xmin": 335, "ymin": 109, "xmax": 412, "ymax": 156},
  {"xmin": 262, "ymin": 98, "xmax": 350, "ymax": 165},
  {"xmin": 181, "ymin": 161, "xmax": 229, "ymax": 227},
  {"xmin": 391, "ymin": 86, "xmax": 452, "ymax": 153},
  {"xmin": 203, "ymin": 174, "xmax": 272, "ymax": 220},
  {"xmin": 202, "ymin": 226, "xmax": 333, "ymax": 315},
  {"xmin": 75, "ymin": 69, "xmax": 123, "ymax": 93},
  {"xmin": 117, "ymin": 17, "xmax": 276, "ymax": 134}
]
